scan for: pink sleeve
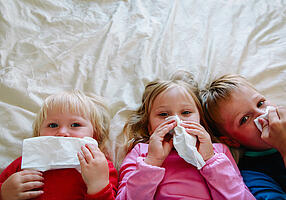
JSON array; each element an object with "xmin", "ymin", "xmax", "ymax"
[
  {"xmin": 116, "ymin": 144, "xmax": 165, "ymax": 200},
  {"xmin": 200, "ymin": 144, "xmax": 255, "ymax": 200}
]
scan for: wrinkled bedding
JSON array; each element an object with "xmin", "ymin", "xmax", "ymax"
[{"xmin": 0, "ymin": 0, "xmax": 286, "ymax": 172}]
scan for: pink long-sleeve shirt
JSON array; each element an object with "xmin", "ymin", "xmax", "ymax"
[{"xmin": 116, "ymin": 143, "xmax": 255, "ymax": 200}]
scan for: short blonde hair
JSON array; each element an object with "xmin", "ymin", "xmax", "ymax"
[
  {"xmin": 33, "ymin": 90, "xmax": 110, "ymax": 154},
  {"xmin": 200, "ymin": 74, "xmax": 256, "ymax": 137},
  {"xmin": 200, "ymin": 74, "xmax": 257, "ymax": 162},
  {"xmin": 116, "ymin": 72, "xmax": 216, "ymax": 168}
]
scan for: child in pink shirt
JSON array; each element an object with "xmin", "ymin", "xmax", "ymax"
[{"xmin": 115, "ymin": 72, "xmax": 255, "ymax": 200}]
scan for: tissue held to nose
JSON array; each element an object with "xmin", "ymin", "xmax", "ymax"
[
  {"xmin": 166, "ymin": 115, "xmax": 205, "ymax": 169},
  {"xmin": 254, "ymin": 106, "xmax": 276, "ymax": 136},
  {"xmin": 21, "ymin": 136, "xmax": 98, "ymax": 172}
]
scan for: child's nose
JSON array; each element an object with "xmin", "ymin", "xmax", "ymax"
[{"xmin": 56, "ymin": 127, "xmax": 70, "ymax": 137}]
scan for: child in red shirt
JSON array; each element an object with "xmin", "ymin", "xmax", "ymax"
[{"xmin": 0, "ymin": 90, "xmax": 118, "ymax": 200}]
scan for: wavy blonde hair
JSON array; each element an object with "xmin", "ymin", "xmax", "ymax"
[{"xmin": 33, "ymin": 90, "xmax": 111, "ymax": 157}]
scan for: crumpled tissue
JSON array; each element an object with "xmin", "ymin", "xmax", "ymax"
[
  {"xmin": 254, "ymin": 106, "xmax": 276, "ymax": 137},
  {"xmin": 21, "ymin": 136, "xmax": 98, "ymax": 171},
  {"xmin": 166, "ymin": 115, "xmax": 205, "ymax": 169}
]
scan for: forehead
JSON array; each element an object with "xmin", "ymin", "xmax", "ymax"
[
  {"xmin": 44, "ymin": 105, "xmax": 89, "ymax": 120},
  {"xmin": 221, "ymin": 84, "xmax": 260, "ymax": 107},
  {"xmin": 218, "ymin": 85, "xmax": 260, "ymax": 125},
  {"xmin": 153, "ymin": 86, "xmax": 196, "ymax": 106}
]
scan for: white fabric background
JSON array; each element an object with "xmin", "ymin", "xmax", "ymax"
[{"xmin": 0, "ymin": 0, "xmax": 286, "ymax": 172}]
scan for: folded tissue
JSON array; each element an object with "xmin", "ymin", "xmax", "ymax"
[
  {"xmin": 166, "ymin": 115, "xmax": 205, "ymax": 169},
  {"xmin": 254, "ymin": 106, "xmax": 276, "ymax": 137},
  {"xmin": 21, "ymin": 136, "xmax": 98, "ymax": 171}
]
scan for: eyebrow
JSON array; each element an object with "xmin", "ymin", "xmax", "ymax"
[
  {"xmin": 153, "ymin": 105, "xmax": 168, "ymax": 110},
  {"xmin": 154, "ymin": 104, "xmax": 195, "ymax": 110},
  {"xmin": 252, "ymin": 93, "xmax": 263, "ymax": 101}
]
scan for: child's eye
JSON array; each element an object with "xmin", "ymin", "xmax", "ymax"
[
  {"xmin": 159, "ymin": 113, "xmax": 168, "ymax": 117},
  {"xmin": 257, "ymin": 100, "xmax": 264, "ymax": 107},
  {"xmin": 48, "ymin": 123, "xmax": 58, "ymax": 128},
  {"xmin": 240, "ymin": 116, "xmax": 249, "ymax": 125},
  {"xmin": 71, "ymin": 123, "xmax": 81, "ymax": 127},
  {"xmin": 182, "ymin": 111, "xmax": 191, "ymax": 115}
]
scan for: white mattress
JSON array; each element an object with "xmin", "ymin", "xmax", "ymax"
[{"xmin": 0, "ymin": 0, "xmax": 286, "ymax": 172}]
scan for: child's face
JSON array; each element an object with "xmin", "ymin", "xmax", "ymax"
[
  {"xmin": 148, "ymin": 86, "xmax": 200, "ymax": 134},
  {"xmin": 218, "ymin": 84, "xmax": 273, "ymax": 150},
  {"xmin": 39, "ymin": 108, "xmax": 94, "ymax": 138}
]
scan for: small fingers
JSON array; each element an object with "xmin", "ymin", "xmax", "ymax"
[
  {"xmin": 22, "ymin": 180, "xmax": 44, "ymax": 191},
  {"xmin": 85, "ymin": 143, "xmax": 99, "ymax": 157},
  {"xmin": 152, "ymin": 121, "xmax": 176, "ymax": 137},
  {"xmin": 79, "ymin": 143, "xmax": 100, "ymax": 164},
  {"xmin": 181, "ymin": 122, "xmax": 205, "ymax": 133},
  {"xmin": 18, "ymin": 170, "xmax": 44, "ymax": 186},
  {"xmin": 20, "ymin": 170, "xmax": 43, "ymax": 176},
  {"xmin": 276, "ymin": 106, "xmax": 286, "ymax": 120},
  {"xmin": 159, "ymin": 119, "xmax": 177, "ymax": 130},
  {"xmin": 19, "ymin": 190, "xmax": 44, "ymax": 200},
  {"xmin": 181, "ymin": 121, "xmax": 203, "ymax": 128},
  {"xmin": 268, "ymin": 107, "xmax": 280, "ymax": 123},
  {"xmin": 185, "ymin": 128, "xmax": 209, "ymax": 138},
  {"xmin": 258, "ymin": 118, "xmax": 268, "ymax": 130},
  {"xmin": 164, "ymin": 118, "xmax": 176, "ymax": 125},
  {"xmin": 77, "ymin": 151, "xmax": 85, "ymax": 165},
  {"xmin": 22, "ymin": 173, "xmax": 44, "ymax": 183},
  {"xmin": 79, "ymin": 145, "xmax": 93, "ymax": 163}
]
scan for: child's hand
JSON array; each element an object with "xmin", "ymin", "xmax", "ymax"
[
  {"xmin": 181, "ymin": 121, "xmax": 214, "ymax": 161},
  {"xmin": 77, "ymin": 143, "xmax": 109, "ymax": 195},
  {"xmin": 144, "ymin": 119, "xmax": 176, "ymax": 167},
  {"xmin": 1, "ymin": 170, "xmax": 44, "ymax": 200},
  {"xmin": 260, "ymin": 106, "xmax": 286, "ymax": 161}
]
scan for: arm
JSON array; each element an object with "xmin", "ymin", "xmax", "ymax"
[
  {"xmin": 116, "ymin": 144, "xmax": 165, "ymax": 200},
  {"xmin": 179, "ymin": 122, "xmax": 255, "ymax": 199},
  {"xmin": 0, "ymin": 157, "xmax": 44, "ymax": 200},
  {"xmin": 78, "ymin": 144, "xmax": 118, "ymax": 200},
  {"xmin": 200, "ymin": 144, "xmax": 255, "ymax": 200},
  {"xmin": 260, "ymin": 106, "xmax": 286, "ymax": 166},
  {"xmin": 181, "ymin": 122, "xmax": 254, "ymax": 199},
  {"xmin": 85, "ymin": 160, "xmax": 118, "ymax": 200},
  {"xmin": 116, "ymin": 119, "xmax": 176, "ymax": 200}
]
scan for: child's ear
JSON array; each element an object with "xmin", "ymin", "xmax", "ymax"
[{"xmin": 219, "ymin": 136, "xmax": 240, "ymax": 148}]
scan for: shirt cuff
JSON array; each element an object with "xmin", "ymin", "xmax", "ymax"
[{"xmin": 86, "ymin": 183, "xmax": 114, "ymax": 199}]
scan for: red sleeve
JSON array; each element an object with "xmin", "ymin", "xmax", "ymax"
[
  {"xmin": 0, "ymin": 157, "xmax": 22, "ymax": 199},
  {"xmin": 85, "ymin": 159, "xmax": 118, "ymax": 200}
]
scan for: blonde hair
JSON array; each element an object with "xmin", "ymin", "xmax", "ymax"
[
  {"xmin": 33, "ymin": 90, "xmax": 111, "ymax": 156},
  {"xmin": 169, "ymin": 69, "xmax": 199, "ymax": 97},
  {"xmin": 200, "ymin": 74, "xmax": 257, "ymax": 162},
  {"xmin": 116, "ymin": 71, "xmax": 216, "ymax": 168}
]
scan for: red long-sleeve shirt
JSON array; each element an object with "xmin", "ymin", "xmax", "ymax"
[{"xmin": 0, "ymin": 157, "xmax": 118, "ymax": 200}]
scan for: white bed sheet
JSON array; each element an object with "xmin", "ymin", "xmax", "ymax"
[{"xmin": 0, "ymin": 0, "xmax": 286, "ymax": 172}]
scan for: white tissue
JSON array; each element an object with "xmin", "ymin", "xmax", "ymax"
[
  {"xmin": 254, "ymin": 106, "xmax": 276, "ymax": 137},
  {"xmin": 166, "ymin": 115, "xmax": 206, "ymax": 169},
  {"xmin": 21, "ymin": 136, "xmax": 98, "ymax": 171}
]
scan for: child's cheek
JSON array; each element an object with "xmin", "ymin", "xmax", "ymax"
[{"xmin": 189, "ymin": 114, "xmax": 200, "ymax": 123}]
